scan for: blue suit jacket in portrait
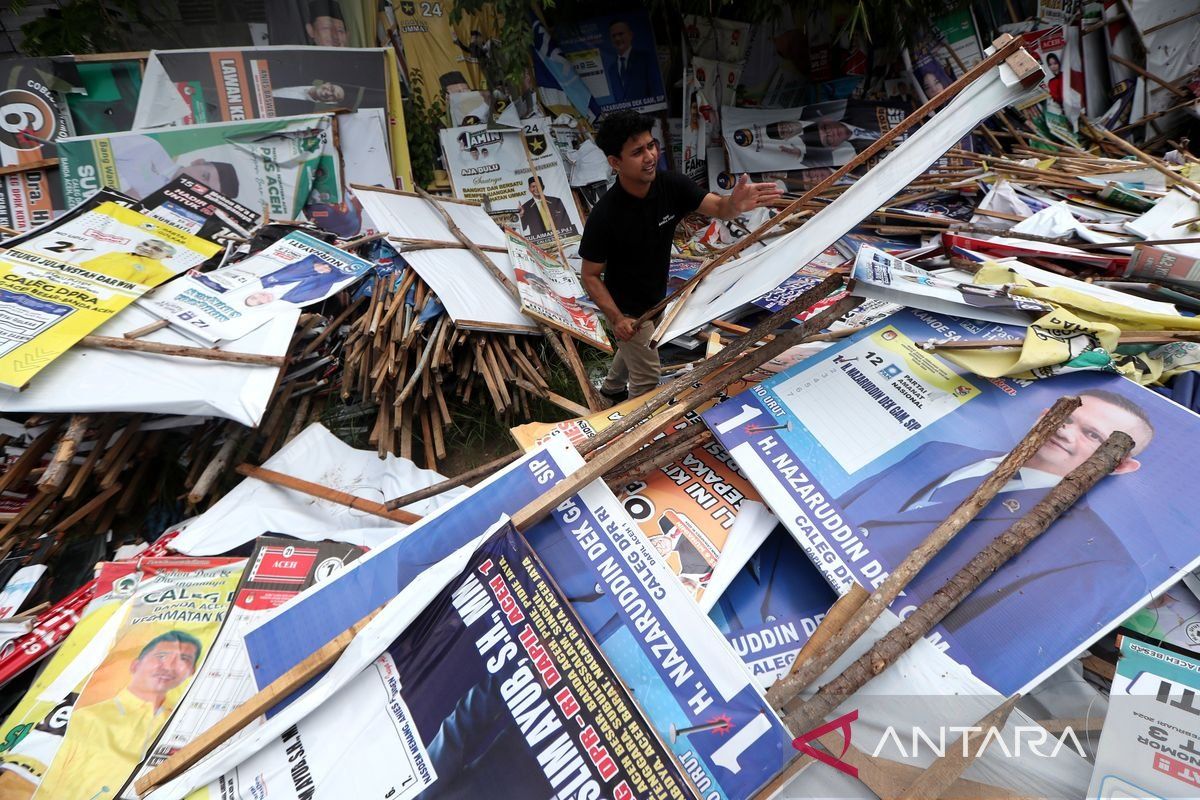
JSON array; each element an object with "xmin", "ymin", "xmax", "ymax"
[
  {"xmin": 603, "ymin": 48, "xmax": 657, "ymax": 103},
  {"xmin": 835, "ymin": 439, "xmax": 1137, "ymax": 692}
]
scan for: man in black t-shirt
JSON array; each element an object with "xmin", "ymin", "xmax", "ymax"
[{"xmin": 580, "ymin": 111, "xmax": 781, "ymax": 403}]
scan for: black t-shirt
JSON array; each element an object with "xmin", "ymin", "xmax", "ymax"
[{"xmin": 578, "ymin": 171, "xmax": 707, "ymax": 317}]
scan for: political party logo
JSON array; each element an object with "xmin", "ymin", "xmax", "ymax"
[
  {"xmin": 792, "ymin": 709, "xmax": 859, "ymax": 778},
  {"xmin": 0, "ymin": 89, "xmax": 57, "ymax": 152},
  {"xmin": 524, "ymin": 132, "xmax": 548, "ymax": 156},
  {"xmin": 399, "ymin": 0, "xmax": 415, "ymax": 15}
]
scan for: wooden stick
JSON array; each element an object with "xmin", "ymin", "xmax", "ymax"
[
  {"xmin": 134, "ymin": 608, "xmax": 382, "ymax": 796},
  {"xmin": 1108, "ymin": 53, "xmax": 1189, "ymax": 99},
  {"xmin": 122, "ymin": 320, "xmax": 169, "ymax": 339},
  {"xmin": 1087, "ymin": 124, "xmax": 1200, "ymax": 199},
  {"xmin": 80, "ymin": 336, "xmax": 288, "ymax": 367},
  {"xmin": 633, "ymin": 33, "xmax": 1029, "ymax": 328},
  {"xmin": 235, "ymin": 464, "xmax": 421, "ymax": 524},
  {"xmin": 383, "ymin": 450, "xmax": 522, "ymax": 510},
  {"xmin": 187, "ymin": 426, "xmax": 243, "ymax": 505},
  {"xmin": 604, "ymin": 424, "xmax": 713, "ymax": 486},
  {"xmin": 0, "ymin": 421, "xmax": 64, "ymax": 495},
  {"xmin": 785, "ymin": 584, "xmax": 870, "ymax": 680},
  {"xmin": 893, "ymin": 694, "xmax": 1022, "ymax": 800},
  {"xmin": 37, "ymin": 414, "xmax": 90, "ymax": 492},
  {"xmin": 388, "ymin": 236, "xmax": 508, "ymax": 253},
  {"xmin": 782, "ymin": 431, "xmax": 1133, "ymax": 739},
  {"xmin": 769, "ymin": 397, "xmax": 1082, "ymax": 712}
]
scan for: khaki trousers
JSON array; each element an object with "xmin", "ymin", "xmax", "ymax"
[{"xmin": 601, "ymin": 323, "xmax": 661, "ymax": 398}]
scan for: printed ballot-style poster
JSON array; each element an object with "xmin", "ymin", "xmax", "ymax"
[
  {"xmin": 554, "ymin": 9, "xmax": 667, "ymax": 114},
  {"xmin": 440, "ymin": 117, "xmax": 584, "ymax": 251},
  {"xmin": 196, "ymin": 524, "xmax": 692, "ymax": 800},
  {"xmin": 703, "ymin": 308, "xmax": 1200, "ymax": 697},
  {"xmin": 723, "ymin": 99, "xmax": 905, "ymax": 174},
  {"xmin": 141, "ymin": 176, "xmax": 261, "ymax": 245},
  {"xmin": 1088, "ymin": 635, "xmax": 1200, "ymax": 799},
  {"xmin": 56, "ymin": 115, "xmax": 341, "ymax": 219},
  {"xmin": 139, "ymin": 230, "xmax": 372, "ymax": 344},
  {"xmin": 0, "ymin": 201, "xmax": 219, "ymax": 390},
  {"xmin": 505, "ymin": 230, "xmax": 610, "ymax": 351}
]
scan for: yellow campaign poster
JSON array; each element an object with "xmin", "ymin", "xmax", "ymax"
[
  {"xmin": 391, "ymin": 0, "xmax": 498, "ymax": 108},
  {"xmin": 0, "ymin": 564, "xmax": 139, "ymax": 800},
  {"xmin": 0, "ymin": 202, "xmax": 219, "ymax": 390},
  {"xmin": 33, "ymin": 557, "xmax": 244, "ymax": 800}
]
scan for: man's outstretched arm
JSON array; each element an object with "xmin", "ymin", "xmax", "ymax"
[{"xmin": 696, "ymin": 173, "xmax": 783, "ymax": 220}]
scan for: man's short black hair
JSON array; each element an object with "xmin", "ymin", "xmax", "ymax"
[
  {"xmin": 308, "ymin": 0, "xmax": 343, "ymax": 21},
  {"xmin": 527, "ymin": 176, "xmax": 545, "ymax": 188},
  {"xmin": 211, "ymin": 161, "xmax": 239, "ymax": 198},
  {"xmin": 138, "ymin": 630, "xmax": 203, "ymax": 664},
  {"xmin": 595, "ymin": 110, "xmax": 655, "ymax": 158}
]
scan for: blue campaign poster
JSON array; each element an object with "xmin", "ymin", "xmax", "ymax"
[
  {"xmin": 554, "ymin": 10, "xmax": 667, "ymax": 114},
  {"xmin": 703, "ymin": 308, "xmax": 1200, "ymax": 696},
  {"xmin": 527, "ymin": 481, "xmax": 793, "ymax": 800},
  {"xmin": 244, "ymin": 442, "xmax": 582, "ymax": 689}
]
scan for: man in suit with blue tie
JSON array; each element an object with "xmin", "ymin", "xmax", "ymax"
[
  {"xmin": 604, "ymin": 19, "xmax": 657, "ymax": 104},
  {"xmin": 834, "ymin": 389, "xmax": 1157, "ymax": 693}
]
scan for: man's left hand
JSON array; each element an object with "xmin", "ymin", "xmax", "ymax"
[{"xmin": 730, "ymin": 174, "xmax": 783, "ymax": 214}]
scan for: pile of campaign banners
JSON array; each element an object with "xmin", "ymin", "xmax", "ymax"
[
  {"xmin": 554, "ymin": 9, "xmax": 667, "ymax": 114},
  {"xmin": 0, "ymin": 201, "xmax": 219, "ymax": 389},
  {"xmin": 139, "ymin": 230, "xmax": 372, "ymax": 344},
  {"xmin": 1087, "ymin": 635, "xmax": 1200, "ymax": 799},
  {"xmin": 440, "ymin": 117, "xmax": 585, "ymax": 252},
  {"xmin": 132, "ymin": 45, "xmax": 403, "ymax": 236},
  {"xmin": 56, "ymin": 115, "xmax": 341, "ymax": 219},
  {"xmin": 722, "ymin": 99, "xmax": 904, "ymax": 174},
  {"xmin": 702, "ymin": 308, "xmax": 1200, "ymax": 697},
  {"xmin": 179, "ymin": 524, "xmax": 693, "ymax": 800},
  {"xmin": 121, "ymin": 536, "xmax": 364, "ymax": 798},
  {"xmin": 505, "ymin": 230, "xmax": 610, "ymax": 352}
]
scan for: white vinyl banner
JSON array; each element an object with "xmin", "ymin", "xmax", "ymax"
[{"xmin": 657, "ymin": 52, "xmax": 1040, "ymax": 344}]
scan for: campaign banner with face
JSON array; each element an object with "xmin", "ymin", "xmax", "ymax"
[
  {"xmin": 139, "ymin": 230, "xmax": 371, "ymax": 344},
  {"xmin": 702, "ymin": 308, "xmax": 1200, "ymax": 697},
  {"xmin": 709, "ymin": 526, "xmax": 837, "ymax": 688},
  {"xmin": 440, "ymin": 117, "xmax": 584, "ymax": 250},
  {"xmin": 133, "ymin": 46, "xmax": 389, "ymax": 129},
  {"xmin": 0, "ymin": 201, "xmax": 220, "ymax": 390},
  {"xmin": 554, "ymin": 10, "xmax": 667, "ymax": 114},
  {"xmin": 34, "ymin": 557, "xmax": 244, "ymax": 800},
  {"xmin": 57, "ymin": 115, "xmax": 341, "ymax": 218},
  {"xmin": 0, "ymin": 563, "xmax": 139, "ymax": 799},
  {"xmin": 526, "ymin": 479, "xmax": 791, "ymax": 800},
  {"xmin": 187, "ymin": 524, "xmax": 692, "ymax": 800},
  {"xmin": 722, "ymin": 99, "xmax": 902, "ymax": 173},
  {"xmin": 505, "ymin": 230, "xmax": 610, "ymax": 351},
  {"xmin": 120, "ymin": 537, "xmax": 364, "ymax": 799}
]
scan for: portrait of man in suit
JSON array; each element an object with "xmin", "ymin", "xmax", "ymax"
[
  {"xmin": 833, "ymin": 388, "xmax": 1155, "ymax": 690},
  {"xmin": 603, "ymin": 19, "xmax": 657, "ymax": 104},
  {"xmin": 517, "ymin": 176, "xmax": 576, "ymax": 240}
]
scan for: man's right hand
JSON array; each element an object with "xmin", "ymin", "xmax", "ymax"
[{"xmin": 614, "ymin": 316, "xmax": 639, "ymax": 341}]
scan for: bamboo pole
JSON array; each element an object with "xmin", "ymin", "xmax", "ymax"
[
  {"xmin": 234, "ymin": 464, "xmax": 421, "ymax": 524},
  {"xmin": 80, "ymin": 336, "xmax": 288, "ymax": 367}
]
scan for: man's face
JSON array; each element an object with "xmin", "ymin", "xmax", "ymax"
[
  {"xmin": 307, "ymin": 15, "xmax": 348, "ymax": 47},
  {"xmin": 529, "ymin": 180, "xmax": 543, "ymax": 199},
  {"xmin": 313, "ymin": 83, "xmax": 345, "ymax": 103},
  {"xmin": 610, "ymin": 22, "xmax": 633, "ymax": 54},
  {"xmin": 129, "ymin": 641, "xmax": 197, "ymax": 698},
  {"xmin": 134, "ymin": 240, "xmax": 171, "ymax": 260},
  {"xmin": 313, "ymin": 262, "xmax": 332, "ymax": 274},
  {"xmin": 179, "ymin": 161, "xmax": 222, "ymax": 193},
  {"xmin": 819, "ymin": 120, "xmax": 850, "ymax": 147},
  {"xmin": 608, "ymin": 130, "xmax": 658, "ymax": 186},
  {"xmin": 245, "ymin": 291, "xmax": 275, "ymax": 307},
  {"xmin": 776, "ymin": 120, "xmax": 804, "ymax": 139},
  {"xmin": 1026, "ymin": 395, "xmax": 1148, "ymax": 477}
]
